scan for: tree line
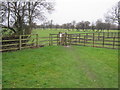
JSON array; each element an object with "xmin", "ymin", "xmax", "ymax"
[
  {"xmin": 36, "ymin": 1, "xmax": 120, "ymax": 31},
  {"xmin": 35, "ymin": 19, "xmax": 118, "ymax": 31}
]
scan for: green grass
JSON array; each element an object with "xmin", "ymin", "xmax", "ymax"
[
  {"xmin": 2, "ymin": 29, "xmax": 118, "ymax": 88},
  {"xmin": 32, "ymin": 28, "xmax": 81, "ymax": 37},
  {"xmin": 2, "ymin": 46, "xmax": 118, "ymax": 88},
  {"xmin": 0, "ymin": 52, "xmax": 2, "ymax": 89},
  {"xmin": 32, "ymin": 28, "xmax": 118, "ymax": 37}
]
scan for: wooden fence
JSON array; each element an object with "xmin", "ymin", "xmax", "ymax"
[
  {"xmin": 0, "ymin": 34, "xmax": 50, "ymax": 52},
  {"xmin": 0, "ymin": 32, "xmax": 120, "ymax": 52},
  {"xmin": 49, "ymin": 32, "xmax": 120, "ymax": 49},
  {"xmin": 1, "ymin": 34, "xmax": 34, "ymax": 52}
]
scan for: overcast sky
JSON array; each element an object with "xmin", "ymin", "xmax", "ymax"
[{"xmin": 46, "ymin": 0, "xmax": 119, "ymax": 25}]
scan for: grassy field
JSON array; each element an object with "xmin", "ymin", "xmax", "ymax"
[
  {"xmin": 32, "ymin": 28, "xmax": 84, "ymax": 37},
  {"xmin": 32, "ymin": 28, "xmax": 118, "ymax": 37},
  {"xmin": 2, "ymin": 29, "xmax": 118, "ymax": 88},
  {"xmin": 2, "ymin": 46, "xmax": 118, "ymax": 88}
]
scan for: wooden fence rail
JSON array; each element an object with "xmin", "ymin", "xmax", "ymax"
[
  {"xmin": 0, "ymin": 34, "xmax": 51, "ymax": 52},
  {"xmin": 1, "ymin": 34, "xmax": 37, "ymax": 52},
  {"xmin": 0, "ymin": 32, "xmax": 120, "ymax": 52},
  {"xmin": 49, "ymin": 32, "xmax": 120, "ymax": 49}
]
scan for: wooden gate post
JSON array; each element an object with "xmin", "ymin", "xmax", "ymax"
[
  {"xmin": 36, "ymin": 34, "xmax": 39, "ymax": 47},
  {"xmin": 68, "ymin": 34, "xmax": 70, "ymax": 45},
  {"xmin": 65, "ymin": 32, "xmax": 67, "ymax": 46},
  {"xmin": 51, "ymin": 35, "xmax": 53, "ymax": 46},
  {"xmin": 84, "ymin": 35, "xmax": 86, "ymax": 46},
  {"xmin": 49, "ymin": 34, "xmax": 51, "ymax": 46},
  {"xmin": 113, "ymin": 37, "xmax": 115, "ymax": 49},
  {"xmin": 19, "ymin": 35, "xmax": 21, "ymax": 50},
  {"xmin": 86, "ymin": 33, "xmax": 88, "ymax": 43},
  {"xmin": 79, "ymin": 34, "xmax": 81, "ymax": 43},
  {"xmin": 62, "ymin": 33, "xmax": 65, "ymax": 46},
  {"xmin": 70, "ymin": 34, "xmax": 72, "ymax": 45},
  {"xmin": 103, "ymin": 32, "xmax": 105, "ymax": 47},
  {"xmin": 57, "ymin": 34, "xmax": 59, "ymax": 45}
]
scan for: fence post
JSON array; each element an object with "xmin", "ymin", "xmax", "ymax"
[
  {"xmin": 103, "ymin": 32, "xmax": 105, "ymax": 47},
  {"xmin": 70, "ymin": 35, "xmax": 72, "ymax": 45},
  {"xmin": 57, "ymin": 34, "xmax": 59, "ymax": 45},
  {"xmin": 36, "ymin": 34, "xmax": 39, "ymax": 47},
  {"xmin": 68, "ymin": 34, "xmax": 70, "ymax": 45},
  {"xmin": 84, "ymin": 35, "xmax": 86, "ymax": 46},
  {"xmin": 98, "ymin": 32, "xmax": 100, "ymax": 40},
  {"xmin": 58, "ymin": 32, "xmax": 61, "ymax": 45},
  {"xmin": 76, "ymin": 34, "xmax": 78, "ymax": 44},
  {"xmin": 51, "ymin": 35, "xmax": 53, "ymax": 46},
  {"xmin": 49, "ymin": 34, "xmax": 51, "ymax": 46},
  {"xmin": 65, "ymin": 32, "xmax": 67, "ymax": 46},
  {"xmin": 19, "ymin": 35, "xmax": 21, "ymax": 50},
  {"xmin": 93, "ymin": 33, "xmax": 94, "ymax": 47},
  {"xmin": 113, "ymin": 37, "xmax": 115, "ymax": 49},
  {"xmin": 49, "ymin": 34, "xmax": 53, "ymax": 46},
  {"xmin": 79, "ymin": 34, "xmax": 81, "ymax": 43},
  {"xmin": 86, "ymin": 33, "xmax": 88, "ymax": 43}
]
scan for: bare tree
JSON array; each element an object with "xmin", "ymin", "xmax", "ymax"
[
  {"xmin": 84, "ymin": 21, "xmax": 90, "ymax": 31},
  {"xmin": 66, "ymin": 23, "xmax": 72, "ymax": 30},
  {"xmin": 61, "ymin": 24, "xmax": 67, "ymax": 29},
  {"xmin": 91, "ymin": 22, "xmax": 96, "ymax": 32},
  {"xmin": 79, "ymin": 21, "xmax": 85, "ymax": 31},
  {"xmin": 71, "ymin": 20, "xmax": 76, "ymax": 30},
  {"xmin": 104, "ymin": 23, "xmax": 111, "ymax": 32},
  {"xmin": 76, "ymin": 22, "xmax": 81, "ymax": 31},
  {"xmin": 50, "ymin": 20, "xmax": 53, "ymax": 29},
  {"xmin": 96, "ymin": 19, "xmax": 104, "ymax": 32},
  {"xmin": 0, "ymin": 1, "xmax": 54, "ymax": 35},
  {"xmin": 76, "ymin": 21, "xmax": 90, "ymax": 32},
  {"xmin": 105, "ymin": 1, "xmax": 120, "ymax": 30},
  {"xmin": 48, "ymin": 20, "xmax": 53, "ymax": 30}
]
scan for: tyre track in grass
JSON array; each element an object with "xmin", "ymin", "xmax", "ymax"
[{"xmin": 63, "ymin": 46, "xmax": 103, "ymax": 88}]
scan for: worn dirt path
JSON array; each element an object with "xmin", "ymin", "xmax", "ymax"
[{"xmin": 63, "ymin": 46, "xmax": 103, "ymax": 88}]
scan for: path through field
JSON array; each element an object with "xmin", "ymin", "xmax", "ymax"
[
  {"xmin": 64, "ymin": 46, "xmax": 102, "ymax": 87},
  {"xmin": 60, "ymin": 46, "xmax": 117, "ymax": 88}
]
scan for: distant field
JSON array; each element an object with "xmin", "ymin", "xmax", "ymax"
[
  {"xmin": 2, "ymin": 46, "xmax": 118, "ymax": 88},
  {"xmin": 32, "ymin": 28, "xmax": 118, "ymax": 37}
]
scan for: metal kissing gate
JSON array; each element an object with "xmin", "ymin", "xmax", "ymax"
[{"xmin": 49, "ymin": 32, "xmax": 71, "ymax": 46}]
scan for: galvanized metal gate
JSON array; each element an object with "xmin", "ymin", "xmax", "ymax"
[{"xmin": 49, "ymin": 32, "xmax": 71, "ymax": 46}]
